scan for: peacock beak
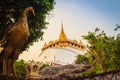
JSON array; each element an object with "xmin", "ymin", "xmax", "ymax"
[{"xmin": 32, "ymin": 10, "xmax": 35, "ymax": 16}]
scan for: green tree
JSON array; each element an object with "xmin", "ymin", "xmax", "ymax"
[
  {"xmin": 0, "ymin": 0, "xmax": 55, "ymax": 50},
  {"xmin": 40, "ymin": 63, "xmax": 49, "ymax": 70},
  {"xmin": 76, "ymin": 27, "xmax": 120, "ymax": 74},
  {"xmin": 75, "ymin": 54, "xmax": 89, "ymax": 64},
  {"xmin": 15, "ymin": 60, "xmax": 26, "ymax": 79}
]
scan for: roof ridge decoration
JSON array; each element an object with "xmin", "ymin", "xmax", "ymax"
[
  {"xmin": 42, "ymin": 23, "xmax": 85, "ymax": 51},
  {"xmin": 59, "ymin": 22, "xmax": 67, "ymax": 41}
]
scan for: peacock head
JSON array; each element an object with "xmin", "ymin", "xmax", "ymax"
[
  {"xmin": 28, "ymin": 7, "xmax": 35, "ymax": 16},
  {"xmin": 22, "ymin": 7, "xmax": 35, "ymax": 17}
]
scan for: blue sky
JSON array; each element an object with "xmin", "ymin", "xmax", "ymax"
[
  {"xmin": 76, "ymin": 0, "xmax": 120, "ymax": 21},
  {"xmin": 19, "ymin": 0, "xmax": 120, "ymax": 61}
]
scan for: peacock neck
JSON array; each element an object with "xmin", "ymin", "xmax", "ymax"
[{"xmin": 20, "ymin": 11, "xmax": 28, "ymax": 22}]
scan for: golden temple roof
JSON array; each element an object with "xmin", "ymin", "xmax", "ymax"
[
  {"xmin": 59, "ymin": 23, "xmax": 67, "ymax": 41},
  {"xmin": 42, "ymin": 23, "xmax": 85, "ymax": 51}
]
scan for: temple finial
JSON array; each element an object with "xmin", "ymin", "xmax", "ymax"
[
  {"xmin": 59, "ymin": 22, "xmax": 67, "ymax": 40},
  {"xmin": 61, "ymin": 22, "xmax": 65, "ymax": 35}
]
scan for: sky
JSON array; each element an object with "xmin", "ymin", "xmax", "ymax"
[{"xmin": 19, "ymin": 0, "xmax": 120, "ymax": 61}]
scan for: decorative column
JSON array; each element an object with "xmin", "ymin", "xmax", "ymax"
[{"xmin": 25, "ymin": 60, "xmax": 40, "ymax": 80}]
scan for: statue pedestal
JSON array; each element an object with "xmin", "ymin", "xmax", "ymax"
[
  {"xmin": 25, "ymin": 60, "xmax": 40, "ymax": 80},
  {"xmin": 0, "ymin": 74, "xmax": 20, "ymax": 80}
]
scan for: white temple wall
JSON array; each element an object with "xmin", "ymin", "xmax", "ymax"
[{"xmin": 38, "ymin": 47, "xmax": 84, "ymax": 65}]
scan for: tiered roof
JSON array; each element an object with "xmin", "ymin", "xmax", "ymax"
[{"xmin": 41, "ymin": 23, "xmax": 85, "ymax": 51}]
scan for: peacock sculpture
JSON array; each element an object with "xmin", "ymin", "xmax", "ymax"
[{"xmin": 0, "ymin": 7, "xmax": 35, "ymax": 75}]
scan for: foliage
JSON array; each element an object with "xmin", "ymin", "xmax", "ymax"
[
  {"xmin": 40, "ymin": 63, "xmax": 49, "ymax": 70},
  {"xmin": 15, "ymin": 59, "xmax": 26, "ymax": 79},
  {"xmin": 75, "ymin": 54, "xmax": 89, "ymax": 64},
  {"xmin": 81, "ymin": 68, "xmax": 96, "ymax": 77},
  {"xmin": 76, "ymin": 27, "xmax": 120, "ymax": 76},
  {"xmin": 0, "ymin": 0, "xmax": 55, "ymax": 50}
]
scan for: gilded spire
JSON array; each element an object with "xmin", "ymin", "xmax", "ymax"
[
  {"xmin": 61, "ymin": 22, "xmax": 65, "ymax": 35},
  {"xmin": 59, "ymin": 22, "xmax": 67, "ymax": 40}
]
